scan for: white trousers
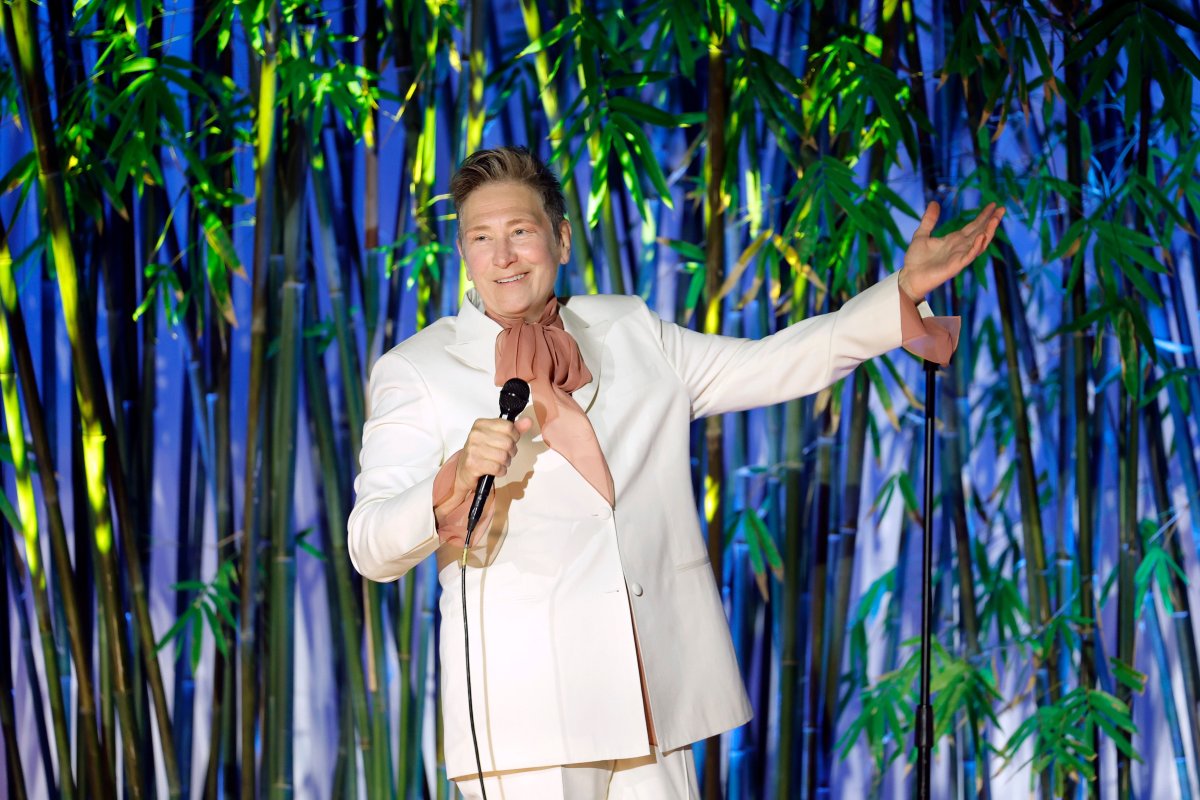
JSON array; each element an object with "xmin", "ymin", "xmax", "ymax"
[{"xmin": 455, "ymin": 746, "xmax": 699, "ymax": 800}]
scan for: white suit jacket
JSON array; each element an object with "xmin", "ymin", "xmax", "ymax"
[{"xmin": 348, "ymin": 273, "xmax": 906, "ymax": 778}]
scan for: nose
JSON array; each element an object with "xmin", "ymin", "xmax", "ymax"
[{"xmin": 492, "ymin": 236, "xmax": 516, "ymax": 268}]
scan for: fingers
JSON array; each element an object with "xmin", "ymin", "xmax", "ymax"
[
  {"xmin": 914, "ymin": 201, "xmax": 940, "ymax": 240},
  {"xmin": 457, "ymin": 417, "xmax": 526, "ymax": 488}
]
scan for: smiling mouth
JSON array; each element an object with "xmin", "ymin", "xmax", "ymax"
[{"xmin": 496, "ymin": 273, "xmax": 527, "ymax": 284}]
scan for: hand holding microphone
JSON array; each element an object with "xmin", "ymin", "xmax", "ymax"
[{"xmin": 439, "ymin": 379, "xmax": 532, "ymax": 547}]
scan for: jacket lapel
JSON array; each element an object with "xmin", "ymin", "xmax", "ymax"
[
  {"xmin": 560, "ymin": 299, "xmax": 609, "ymax": 413},
  {"xmin": 444, "ymin": 289, "xmax": 501, "ymax": 374}
]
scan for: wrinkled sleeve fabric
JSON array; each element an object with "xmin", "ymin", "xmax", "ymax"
[
  {"xmin": 657, "ymin": 271, "xmax": 907, "ymax": 419},
  {"xmin": 347, "ymin": 350, "xmax": 445, "ymax": 582}
]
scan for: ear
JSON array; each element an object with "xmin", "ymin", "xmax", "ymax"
[{"xmin": 558, "ymin": 220, "xmax": 573, "ymax": 264}]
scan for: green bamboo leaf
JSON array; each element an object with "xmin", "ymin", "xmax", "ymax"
[
  {"xmin": 517, "ymin": 13, "xmax": 582, "ymax": 57},
  {"xmin": 586, "ymin": 128, "xmax": 612, "ymax": 228},
  {"xmin": 610, "ymin": 113, "xmax": 675, "ymax": 209},
  {"xmin": 897, "ymin": 472, "xmax": 920, "ymax": 519},
  {"xmin": 605, "ymin": 71, "xmax": 674, "ymax": 91},
  {"xmin": 608, "ymin": 123, "xmax": 649, "ymax": 222},
  {"xmin": 742, "ymin": 511, "xmax": 767, "ymax": 600},
  {"xmin": 608, "ymin": 95, "xmax": 691, "ymax": 129},
  {"xmin": 1143, "ymin": 10, "xmax": 1200, "ymax": 81},
  {"xmin": 860, "ymin": 360, "xmax": 899, "ymax": 431},
  {"xmin": 1109, "ymin": 657, "xmax": 1148, "ymax": 694},
  {"xmin": 745, "ymin": 506, "xmax": 783, "ymax": 579},
  {"xmin": 662, "ymin": 239, "xmax": 705, "ymax": 263},
  {"xmin": 1066, "ymin": 1, "xmax": 1134, "ymax": 65},
  {"xmin": 1079, "ymin": 22, "xmax": 1131, "ymax": 104},
  {"xmin": 0, "ymin": 488, "xmax": 21, "ymax": 531},
  {"xmin": 296, "ymin": 527, "xmax": 327, "ymax": 562}
]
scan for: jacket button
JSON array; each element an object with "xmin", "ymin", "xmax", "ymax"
[{"xmin": 629, "ymin": 582, "xmax": 644, "ymax": 597}]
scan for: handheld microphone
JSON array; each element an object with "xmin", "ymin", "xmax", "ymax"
[{"xmin": 465, "ymin": 378, "xmax": 530, "ymax": 539}]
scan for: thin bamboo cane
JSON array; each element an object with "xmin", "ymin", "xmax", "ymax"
[
  {"xmin": 1058, "ymin": 26, "xmax": 1102, "ymax": 798},
  {"xmin": 0, "ymin": 292, "xmax": 75, "ymax": 799},
  {"xmin": 362, "ymin": 0, "xmax": 383, "ymax": 364},
  {"xmin": 870, "ymin": 439, "xmax": 925, "ymax": 800},
  {"xmin": 1116, "ymin": 63, "xmax": 1154, "ymax": 800},
  {"xmin": 240, "ymin": 8, "xmax": 281, "ymax": 796},
  {"xmin": 568, "ymin": 0, "xmax": 624, "ymax": 295},
  {"xmin": 900, "ymin": 7, "xmax": 993, "ymax": 788},
  {"xmin": 1148, "ymin": 280, "xmax": 1200, "ymax": 790},
  {"xmin": 386, "ymin": 10, "xmax": 433, "ymax": 793},
  {"xmin": 702, "ymin": 13, "xmax": 730, "ymax": 798},
  {"xmin": 517, "ymin": 0, "xmax": 597, "ymax": 294},
  {"xmin": 266, "ymin": 123, "xmax": 308, "ymax": 800},
  {"xmin": 806, "ymin": 397, "xmax": 836, "ymax": 799},
  {"xmin": 1, "ymin": 211, "xmax": 111, "ymax": 797},
  {"xmin": 172, "ymin": 390, "xmax": 199, "ymax": 799},
  {"xmin": 312, "ymin": 166, "xmax": 366, "ymax": 457},
  {"xmin": 397, "ymin": 573, "xmax": 419, "ymax": 799},
  {"xmin": 0, "ymin": 515, "xmax": 29, "ymax": 800},
  {"xmin": 6, "ymin": 531, "xmax": 56, "ymax": 794},
  {"xmin": 951, "ymin": 26, "xmax": 1056, "ymax": 782},
  {"xmin": 3, "ymin": 2, "xmax": 155, "ymax": 794},
  {"xmin": 1145, "ymin": 391, "xmax": 1197, "ymax": 798},
  {"xmin": 301, "ymin": 265, "xmax": 380, "ymax": 798}
]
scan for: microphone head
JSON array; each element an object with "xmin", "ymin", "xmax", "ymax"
[{"xmin": 499, "ymin": 378, "xmax": 531, "ymax": 419}]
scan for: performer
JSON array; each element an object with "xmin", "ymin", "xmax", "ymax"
[{"xmin": 347, "ymin": 145, "xmax": 1003, "ymax": 798}]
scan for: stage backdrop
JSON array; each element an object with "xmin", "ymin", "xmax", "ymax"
[{"xmin": 3, "ymin": 0, "xmax": 1200, "ymax": 797}]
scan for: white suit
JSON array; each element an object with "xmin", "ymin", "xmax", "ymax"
[{"xmin": 348, "ymin": 273, "xmax": 906, "ymax": 779}]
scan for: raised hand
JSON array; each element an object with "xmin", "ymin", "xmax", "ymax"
[{"xmin": 897, "ymin": 201, "xmax": 1005, "ymax": 302}]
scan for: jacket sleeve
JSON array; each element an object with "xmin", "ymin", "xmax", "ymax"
[
  {"xmin": 657, "ymin": 271, "xmax": 905, "ymax": 419},
  {"xmin": 347, "ymin": 349, "xmax": 445, "ymax": 582}
]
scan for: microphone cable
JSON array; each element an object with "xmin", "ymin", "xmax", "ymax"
[
  {"xmin": 461, "ymin": 518, "xmax": 488, "ymax": 800},
  {"xmin": 458, "ymin": 377, "xmax": 529, "ymax": 800}
]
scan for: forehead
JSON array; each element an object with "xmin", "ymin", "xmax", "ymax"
[{"xmin": 458, "ymin": 181, "xmax": 547, "ymax": 228}]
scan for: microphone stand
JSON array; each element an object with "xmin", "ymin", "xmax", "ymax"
[{"xmin": 916, "ymin": 358, "xmax": 937, "ymax": 800}]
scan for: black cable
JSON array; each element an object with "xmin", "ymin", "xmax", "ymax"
[
  {"xmin": 459, "ymin": 378, "xmax": 527, "ymax": 800},
  {"xmin": 461, "ymin": 519, "xmax": 488, "ymax": 800}
]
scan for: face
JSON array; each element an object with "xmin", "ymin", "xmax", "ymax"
[{"xmin": 458, "ymin": 181, "xmax": 571, "ymax": 322}]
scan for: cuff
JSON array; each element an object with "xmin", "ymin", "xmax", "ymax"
[
  {"xmin": 432, "ymin": 451, "xmax": 495, "ymax": 548},
  {"xmin": 898, "ymin": 293, "xmax": 961, "ymax": 366}
]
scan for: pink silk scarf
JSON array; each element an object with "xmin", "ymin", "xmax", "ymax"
[{"xmin": 487, "ymin": 297, "xmax": 615, "ymax": 506}]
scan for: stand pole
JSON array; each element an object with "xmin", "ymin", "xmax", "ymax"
[{"xmin": 916, "ymin": 359, "xmax": 937, "ymax": 799}]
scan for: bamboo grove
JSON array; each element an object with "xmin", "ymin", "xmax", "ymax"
[{"xmin": 1, "ymin": 0, "xmax": 1199, "ymax": 797}]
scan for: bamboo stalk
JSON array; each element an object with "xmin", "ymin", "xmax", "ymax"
[
  {"xmin": 947, "ymin": 5, "xmax": 1056, "ymax": 779},
  {"xmin": 2, "ymin": 208, "xmax": 112, "ymax": 797},
  {"xmin": 1057, "ymin": 21, "xmax": 1102, "ymax": 797},
  {"xmin": 0, "ymin": 517, "xmax": 29, "ymax": 800},
  {"xmin": 702, "ymin": 12, "xmax": 730, "ymax": 797},
  {"xmin": 3, "ymin": 1, "xmax": 157, "ymax": 793},
  {"xmin": 1116, "ymin": 61, "xmax": 1154, "ymax": 800},
  {"xmin": 0, "ymin": 285, "xmax": 75, "ymax": 799},
  {"xmin": 517, "ymin": 0, "xmax": 597, "ymax": 294},
  {"xmin": 173, "ymin": 389, "xmax": 200, "ymax": 800},
  {"xmin": 5, "ymin": 533, "xmax": 52, "ymax": 797},
  {"xmin": 900, "ymin": 4, "xmax": 993, "ymax": 788},
  {"xmin": 240, "ymin": 8, "xmax": 281, "ymax": 796},
  {"xmin": 362, "ymin": 0, "xmax": 383, "ymax": 366},
  {"xmin": 301, "ymin": 266, "xmax": 380, "ymax": 798},
  {"xmin": 265, "ymin": 121, "xmax": 308, "ymax": 800}
]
